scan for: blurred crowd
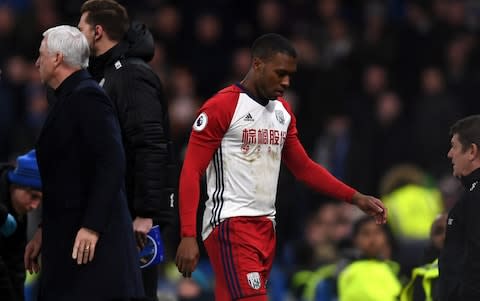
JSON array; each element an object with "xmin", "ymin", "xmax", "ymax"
[{"xmin": 1, "ymin": 0, "xmax": 479, "ymax": 300}]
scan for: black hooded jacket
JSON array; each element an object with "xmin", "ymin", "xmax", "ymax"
[{"xmin": 88, "ymin": 23, "xmax": 176, "ymax": 228}]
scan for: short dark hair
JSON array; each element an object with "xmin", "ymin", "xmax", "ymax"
[
  {"xmin": 450, "ymin": 115, "xmax": 480, "ymax": 152},
  {"xmin": 80, "ymin": 0, "xmax": 129, "ymax": 42},
  {"xmin": 351, "ymin": 215, "xmax": 396, "ymax": 254},
  {"xmin": 352, "ymin": 215, "xmax": 375, "ymax": 239},
  {"xmin": 251, "ymin": 33, "xmax": 297, "ymax": 60}
]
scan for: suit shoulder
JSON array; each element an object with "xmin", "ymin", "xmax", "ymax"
[{"xmin": 73, "ymin": 80, "xmax": 111, "ymax": 104}]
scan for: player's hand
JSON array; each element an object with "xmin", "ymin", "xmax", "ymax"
[
  {"xmin": 175, "ymin": 237, "xmax": 199, "ymax": 278},
  {"xmin": 351, "ymin": 192, "xmax": 387, "ymax": 224},
  {"xmin": 133, "ymin": 217, "xmax": 153, "ymax": 250},
  {"xmin": 25, "ymin": 227, "xmax": 42, "ymax": 274},
  {"xmin": 72, "ymin": 227, "xmax": 99, "ymax": 265}
]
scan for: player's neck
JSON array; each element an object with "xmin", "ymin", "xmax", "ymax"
[
  {"xmin": 240, "ymin": 73, "xmax": 261, "ymax": 100},
  {"xmin": 239, "ymin": 77, "xmax": 269, "ymax": 106}
]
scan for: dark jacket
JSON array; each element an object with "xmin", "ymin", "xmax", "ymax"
[
  {"xmin": 36, "ymin": 70, "xmax": 143, "ymax": 301},
  {"xmin": 439, "ymin": 168, "xmax": 480, "ymax": 301},
  {"xmin": 88, "ymin": 23, "xmax": 176, "ymax": 229},
  {"xmin": 0, "ymin": 165, "xmax": 26, "ymax": 301}
]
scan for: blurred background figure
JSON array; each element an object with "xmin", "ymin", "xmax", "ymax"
[
  {"xmin": 412, "ymin": 67, "xmax": 462, "ymax": 178},
  {"xmin": 400, "ymin": 213, "xmax": 447, "ymax": 301},
  {"xmin": 290, "ymin": 201, "xmax": 360, "ymax": 301},
  {"xmin": 337, "ymin": 216, "xmax": 402, "ymax": 301},
  {"xmin": 380, "ymin": 164, "xmax": 444, "ymax": 276}
]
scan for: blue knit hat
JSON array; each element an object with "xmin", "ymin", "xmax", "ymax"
[{"xmin": 7, "ymin": 150, "xmax": 42, "ymax": 190}]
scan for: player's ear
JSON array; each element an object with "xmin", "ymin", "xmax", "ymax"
[{"xmin": 252, "ymin": 57, "xmax": 263, "ymax": 71}]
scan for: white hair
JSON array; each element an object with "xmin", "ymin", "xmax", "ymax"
[{"xmin": 43, "ymin": 25, "xmax": 90, "ymax": 69}]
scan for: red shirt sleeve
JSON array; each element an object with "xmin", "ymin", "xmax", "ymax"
[
  {"xmin": 179, "ymin": 86, "xmax": 240, "ymax": 237},
  {"xmin": 280, "ymin": 99, "xmax": 356, "ymax": 202}
]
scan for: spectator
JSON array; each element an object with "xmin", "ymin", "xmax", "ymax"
[
  {"xmin": 1, "ymin": 150, "xmax": 42, "ymax": 301},
  {"xmin": 338, "ymin": 216, "xmax": 401, "ymax": 301},
  {"xmin": 400, "ymin": 213, "xmax": 447, "ymax": 301}
]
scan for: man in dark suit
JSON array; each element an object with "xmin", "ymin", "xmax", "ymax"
[{"xmin": 24, "ymin": 25, "xmax": 144, "ymax": 301}]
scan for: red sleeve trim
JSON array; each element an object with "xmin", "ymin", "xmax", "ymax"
[{"xmin": 179, "ymin": 87, "xmax": 240, "ymax": 237}]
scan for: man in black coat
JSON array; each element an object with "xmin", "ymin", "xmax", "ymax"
[
  {"xmin": 78, "ymin": 1, "xmax": 176, "ymax": 299},
  {"xmin": 24, "ymin": 25, "xmax": 143, "ymax": 301},
  {"xmin": 1, "ymin": 150, "xmax": 42, "ymax": 301},
  {"xmin": 439, "ymin": 115, "xmax": 480, "ymax": 301}
]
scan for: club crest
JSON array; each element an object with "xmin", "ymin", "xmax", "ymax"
[
  {"xmin": 275, "ymin": 110, "xmax": 285, "ymax": 124},
  {"xmin": 247, "ymin": 272, "xmax": 261, "ymax": 290}
]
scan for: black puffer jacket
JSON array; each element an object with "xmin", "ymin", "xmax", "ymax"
[
  {"xmin": 88, "ymin": 23, "xmax": 177, "ymax": 229},
  {"xmin": 0, "ymin": 165, "xmax": 26, "ymax": 301}
]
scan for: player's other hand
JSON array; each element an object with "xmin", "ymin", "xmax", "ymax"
[
  {"xmin": 175, "ymin": 236, "xmax": 199, "ymax": 278},
  {"xmin": 352, "ymin": 192, "xmax": 387, "ymax": 224}
]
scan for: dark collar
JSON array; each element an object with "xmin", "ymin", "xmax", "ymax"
[
  {"xmin": 88, "ymin": 43, "xmax": 126, "ymax": 81},
  {"xmin": 90, "ymin": 44, "xmax": 118, "ymax": 68},
  {"xmin": 88, "ymin": 48, "xmax": 113, "ymax": 80},
  {"xmin": 460, "ymin": 168, "xmax": 480, "ymax": 190},
  {"xmin": 54, "ymin": 69, "xmax": 91, "ymax": 99}
]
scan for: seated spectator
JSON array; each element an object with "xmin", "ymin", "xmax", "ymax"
[
  {"xmin": 338, "ymin": 216, "xmax": 402, "ymax": 301},
  {"xmin": 400, "ymin": 213, "xmax": 447, "ymax": 301},
  {"xmin": 0, "ymin": 150, "xmax": 42, "ymax": 300}
]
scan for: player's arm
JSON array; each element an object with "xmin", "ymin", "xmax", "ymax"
[
  {"xmin": 175, "ymin": 132, "xmax": 217, "ymax": 278},
  {"xmin": 280, "ymin": 100, "xmax": 386, "ymax": 223},
  {"xmin": 178, "ymin": 128, "xmax": 219, "ymax": 238},
  {"xmin": 176, "ymin": 90, "xmax": 238, "ymax": 277}
]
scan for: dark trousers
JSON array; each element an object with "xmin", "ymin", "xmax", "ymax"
[
  {"xmin": 141, "ymin": 265, "xmax": 158, "ymax": 301},
  {"xmin": 111, "ymin": 266, "xmax": 158, "ymax": 301}
]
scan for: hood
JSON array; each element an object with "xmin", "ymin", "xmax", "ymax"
[
  {"xmin": 88, "ymin": 22, "xmax": 155, "ymax": 80},
  {"xmin": 120, "ymin": 22, "xmax": 155, "ymax": 62}
]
